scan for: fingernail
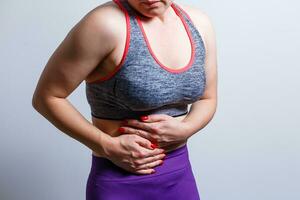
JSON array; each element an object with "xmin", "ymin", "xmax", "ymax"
[
  {"xmin": 140, "ymin": 115, "xmax": 148, "ymax": 121},
  {"xmin": 151, "ymin": 143, "xmax": 157, "ymax": 149},
  {"xmin": 159, "ymin": 160, "xmax": 164, "ymax": 166},
  {"xmin": 118, "ymin": 127, "xmax": 125, "ymax": 133},
  {"xmin": 151, "ymin": 170, "xmax": 155, "ymax": 174}
]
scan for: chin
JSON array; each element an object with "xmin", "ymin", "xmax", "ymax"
[{"xmin": 141, "ymin": 8, "xmax": 165, "ymax": 17}]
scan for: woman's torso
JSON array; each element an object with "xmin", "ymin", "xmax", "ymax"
[{"xmin": 84, "ymin": 0, "xmax": 206, "ymax": 156}]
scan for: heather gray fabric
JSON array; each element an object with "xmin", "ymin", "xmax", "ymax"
[{"xmin": 85, "ymin": 0, "xmax": 206, "ymax": 120}]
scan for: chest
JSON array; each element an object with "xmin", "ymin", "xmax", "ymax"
[{"xmin": 111, "ymin": 60, "xmax": 206, "ymax": 110}]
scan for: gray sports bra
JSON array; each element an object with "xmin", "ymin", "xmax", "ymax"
[{"xmin": 85, "ymin": 0, "xmax": 206, "ymax": 120}]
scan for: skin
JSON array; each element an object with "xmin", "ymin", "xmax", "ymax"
[{"xmin": 32, "ymin": 0, "xmax": 217, "ymax": 175}]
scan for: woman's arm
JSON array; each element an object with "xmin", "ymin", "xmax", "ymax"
[
  {"xmin": 181, "ymin": 8, "xmax": 218, "ymax": 138},
  {"xmin": 32, "ymin": 5, "xmax": 165, "ymax": 175},
  {"xmin": 32, "ymin": 7, "xmax": 117, "ymax": 158}
]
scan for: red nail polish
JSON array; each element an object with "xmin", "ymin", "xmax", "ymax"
[
  {"xmin": 118, "ymin": 127, "xmax": 125, "ymax": 133},
  {"xmin": 151, "ymin": 143, "xmax": 157, "ymax": 149},
  {"xmin": 140, "ymin": 115, "xmax": 148, "ymax": 121}
]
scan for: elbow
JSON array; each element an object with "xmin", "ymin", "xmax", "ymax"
[
  {"xmin": 32, "ymin": 91, "xmax": 64, "ymax": 113},
  {"xmin": 32, "ymin": 92, "xmax": 41, "ymax": 111},
  {"xmin": 32, "ymin": 90, "xmax": 47, "ymax": 112}
]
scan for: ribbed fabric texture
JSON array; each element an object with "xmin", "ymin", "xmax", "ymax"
[{"xmin": 85, "ymin": 0, "xmax": 206, "ymax": 120}]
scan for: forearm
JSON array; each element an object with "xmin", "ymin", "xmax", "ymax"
[
  {"xmin": 182, "ymin": 98, "xmax": 217, "ymax": 139},
  {"xmin": 32, "ymin": 96, "xmax": 112, "ymax": 158}
]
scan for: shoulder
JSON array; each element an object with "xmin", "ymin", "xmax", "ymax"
[
  {"xmin": 177, "ymin": 3, "xmax": 216, "ymax": 51},
  {"xmin": 70, "ymin": 1, "xmax": 126, "ymax": 48},
  {"xmin": 83, "ymin": 0, "xmax": 125, "ymax": 27},
  {"xmin": 82, "ymin": 0, "xmax": 124, "ymax": 27},
  {"xmin": 179, "ymin": 4, "xmax": 213, "ymax": 27}
]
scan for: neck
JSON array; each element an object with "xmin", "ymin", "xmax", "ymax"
[{"xmin": 129, "ymin": 1, "xmax": 177, "ymax": 24}]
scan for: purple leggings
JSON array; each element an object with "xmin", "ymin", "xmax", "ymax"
[{"xmin": 86, "ymin": 144, "xmax": 200, "ymax": 200}]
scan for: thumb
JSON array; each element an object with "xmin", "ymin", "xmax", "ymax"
[{"xmin": 135, "ymin": 135, "xmax": 155, "ymax": 150}]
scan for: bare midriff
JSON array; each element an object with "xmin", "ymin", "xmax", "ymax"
[{"xmin": 92, "ymin": 113, "xmax": 188, "ymax": 157}]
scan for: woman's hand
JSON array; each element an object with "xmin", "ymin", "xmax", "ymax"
[
  {"xmin": 118, "ymin": 114, "xmax": 190, "ymax": 149},
  {"xmin": 103, "ymin": 134, "xmax": 166, "ymax": 175}
]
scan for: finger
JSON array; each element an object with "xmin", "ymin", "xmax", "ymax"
[
  {"xmin": 134, "ymin": 129, "xmax": 159, "ymax": 145},
  {"xmin": 124, "ymin": 119, "xmax": 153, "ymax": 133},
  {"xmin": 125, "ymin": 127, "xmax": 152, "ymax": 140},
  {"xmin": 136, "ymin": 153, "xmax": 166, "ymax": 165},
  {"xmin": 134, "ymin": 135, "xmax": 154, "ymax": 150},
  {"xmin": 140, "ymin": 114, "xmax": 170, "ymax": 122},
  {"xmin": 133, "ymin": 132, "xmax": 160, "ymax": 149},
  {"xmin": 133, "ymin": 144, "xmax": 164, "ymax": 159},
  {"xmin": 135, "ymin": 168, "xmax": 155, "ymax": 175},
  {"xmin": 119, "ymin": 126, "xmax": 152, "ymax": 139},
  {"xmin": 122, "ymin": 120, "xmax": 162, "ymax": 138},
  {"xmin": 141, "ymin": 147, "xmax": 165, "ymax": 158},
  {"xmin": 136, "ymin": 159, "xmax": 163, "ymax": 170}
]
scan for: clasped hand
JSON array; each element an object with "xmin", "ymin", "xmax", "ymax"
[
  {"xmin": 104, "ymin": 114, "xmax": 190, "ymax": 175},
  {"xmin": 119, "ymin": 114, "xmax": 189, "ymax": 149}
]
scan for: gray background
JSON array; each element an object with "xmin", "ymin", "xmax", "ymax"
[{"xmin": 1, "ymin": 0, "xmax": 299, "ymax": 199}]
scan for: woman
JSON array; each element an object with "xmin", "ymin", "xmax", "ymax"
[{"xmin": 32, "ymin": 0, "xmax": 217, "ymax": 199}]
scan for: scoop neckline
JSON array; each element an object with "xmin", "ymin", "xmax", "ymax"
[{"xmin": 134, "ymin": 2, "xmax": 196, "ymax": 74}]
